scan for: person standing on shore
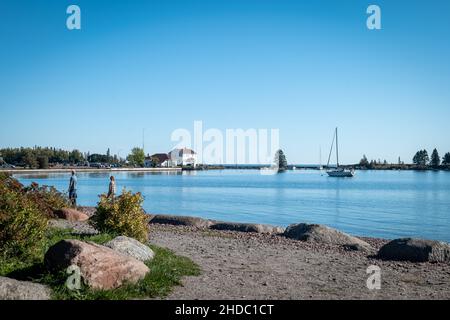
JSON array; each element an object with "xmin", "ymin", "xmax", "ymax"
[
  {"xmin": 68, "ymin": 170, "xmax": 77, "ymax": 207},
  {"xmin": 107, "ymin": 176, "xmax": 116, "ymax": 198}
]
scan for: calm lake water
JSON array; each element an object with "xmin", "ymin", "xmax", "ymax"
[{"xmin": 15, "ymin": 170, "xmax": 450, "ymax": 242}]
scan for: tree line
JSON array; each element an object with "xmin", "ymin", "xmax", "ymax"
[
  {"xmin": 412, "ymin": 148, "xmax": 450, "ymax": 167},
  {"xmin": 359, "ymin": 148, "xmax": 450, "ymax": 169},
  {"xmin": 0, "ymin": 146, "xmax": 164, "ymax": 169},
  {"xmin": 0, "ymin": 147, "xmax": 123, "ymax": 169}
]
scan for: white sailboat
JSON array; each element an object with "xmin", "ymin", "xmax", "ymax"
[{"xmin": 326, "ymin": 127, "xmax": 354, "ymax": 177}]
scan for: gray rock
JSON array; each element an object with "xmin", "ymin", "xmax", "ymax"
[
  {"xmin": 210, "ymin": 221, "xmax": 284, "ymax": 234},
  {"xmin": 0, "ymin": 276, "xmax": 51, "ymax": 300},
  {"xmin": 149, "ymin": 214, "xmax": 213, "ymax": 228},
  {"xmin": 105, "ymin": 236, "xmax": 154, "ymax": 262},
  {"xmin": 377, "ymin": 238, "xmax": 450, "ymax": 263},
  {"xmin": 283, "ymin": 223, "xmax": 373, "ymax": 252}
]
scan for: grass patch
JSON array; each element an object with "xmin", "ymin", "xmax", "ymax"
[
  {"xmin": 44, "ymin": 228, "xmax": 115, "ymax": 248},
  {"xmin": 0, "ymin": 228, "xmax": 200, "ymax": 300}
]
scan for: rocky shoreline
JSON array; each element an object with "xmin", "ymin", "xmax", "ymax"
[
  {"xmin": 149, "ymin": 223, "xmax": 450, "ymax": 299},
  {"xmin": 59, "ymin": 208, "xmax": 450, "ymax": 299},
  {"xmin": 146, "ymin": 212, "xmax": 450, "ymax": 261},
  {"xmin": 3, "ymin": 207, "xmax": 450, "ymax": 300}
]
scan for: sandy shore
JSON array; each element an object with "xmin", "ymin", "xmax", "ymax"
[{"xmin": 148, "ymin": 224, "xmax": 450, "ymax": 300}]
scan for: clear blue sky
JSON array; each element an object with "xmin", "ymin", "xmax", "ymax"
[{"xmin": 1, "ymin": 0, "xmax": 449, "ymax": 164}]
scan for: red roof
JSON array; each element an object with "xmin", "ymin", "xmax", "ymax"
[{"xmin": 149, "ymin": 153, "xmax": 169, "ymax": 163}]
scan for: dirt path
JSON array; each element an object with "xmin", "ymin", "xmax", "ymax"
[{"xmin": 149, "ymin": 224, "xmax": 450, "ymax": 300}]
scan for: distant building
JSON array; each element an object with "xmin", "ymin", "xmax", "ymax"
[
  {"xmin": 144, "ymin": 153, "xmax": 170, "ymax": 168},
  {"xmin": 144, "ymin": 148, "xmax": 197, "ymax": 167},
  {"xmin": 168, "ymin": 148, "xmax": 197, "ymax": 167}
]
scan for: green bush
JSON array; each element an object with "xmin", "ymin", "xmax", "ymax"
[
  {"xmin": 91, "ymin": 190, "xmax": 149, "ymax": 243},
  {"xmin": 23, "ymin": 182, "xmax": 71, "ymax": 217},
  {"xmin": 0, "ymin": 172, "xmax": 70, "ymax": 218},
  {"xmin": 0, "ymin": 181, "xmax": 48, "ymax": 260},
  {"xmin": 0, "ymin": 173, "xmax": 69, "ymax": 260}
]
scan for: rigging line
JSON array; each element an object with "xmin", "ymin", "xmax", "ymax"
[
  {"xmin": 326, "ymin": 129, "xmax": 336, "ymax": 167},
  {"xmin": 336, "ymin": 127, "xmax": 339, "ymax": 167}
]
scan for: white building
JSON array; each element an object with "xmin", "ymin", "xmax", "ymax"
[{"xmin": 168, "ymin": 148, "xmax": 197, "ymax": 167}]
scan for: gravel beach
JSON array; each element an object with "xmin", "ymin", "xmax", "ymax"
[
  {"xmin": 148, "ymin": 224, "xmax": 450, "ymax": 300},
  {"xmin": 55, "ymin": 207, "xmax": 450, "ymax": 300}
]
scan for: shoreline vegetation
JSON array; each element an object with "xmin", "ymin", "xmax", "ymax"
[
  {"xmin": 1, "ymin": 163, "xmax": 450, "ymax": 174},
  {"xmin": 0, "ymin": 173, "xmax": 200, "ymax": 300}
]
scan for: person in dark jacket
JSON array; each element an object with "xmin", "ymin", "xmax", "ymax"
[{"xmin": 68, "ymin": 170, "xmax": 78, "ymax": 207}]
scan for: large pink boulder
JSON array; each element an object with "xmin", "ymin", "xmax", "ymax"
[
  {"xmin": 44, "ymin": 240, "xmax": 149, "ymax": 290},
  {"xmin": 54, "ymin": 208, "xmax": 89, "ymax": 222}
]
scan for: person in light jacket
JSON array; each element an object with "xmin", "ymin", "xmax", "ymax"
[{"xmin": 107, "ymin": 175, "xmax": 116, "ymax": 198}]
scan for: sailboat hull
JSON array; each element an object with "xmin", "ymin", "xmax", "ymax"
[{"xmin": 327, "ymin": 170, "xmax": 354, "ymax": 177}]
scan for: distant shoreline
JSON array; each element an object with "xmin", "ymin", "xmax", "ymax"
[
  {"xmin": 2, "ymin": 164, "xmax": 450, "ymax": 174},
  {"xmin": 2, "ymin": 167, "xmax": 182, "ymax": 175},
  {"xmin": 200, "ymin": 164, "xmax": 450, "ymax": 171}
]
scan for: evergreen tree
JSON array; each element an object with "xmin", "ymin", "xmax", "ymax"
[
  {"xmin": 359, "ymin": 155, "xmax": 369, "ymax": 167},
  {"xmin": 430, "ymin": 148, "xmax": 440, "ymax": 167},
  {"xmin": 413, "ymin": 149, "xmax": 429, "ymax": 166},
  {"xmin": 412, "ymin": 151, "xmax": 419, "ymax": 165},
  {"xmin": 442, "ymin": 152, "xmax": 450, "ymax": 165},
  {"xmin": 274, "ymin": 149, "xmax": 288, "ymax": 172}
]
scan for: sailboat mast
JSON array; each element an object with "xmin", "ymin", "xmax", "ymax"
[
  {"xmin": 335, "ymin": 127, "xmax": 339, "ymax": 167},
  {"xmin": 319, "ymin": 145, "xmax": 322, "ymax": 168},
  {"xmin": 326, "ymin": 130, "xmax": 335, "ymax": 167}
]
